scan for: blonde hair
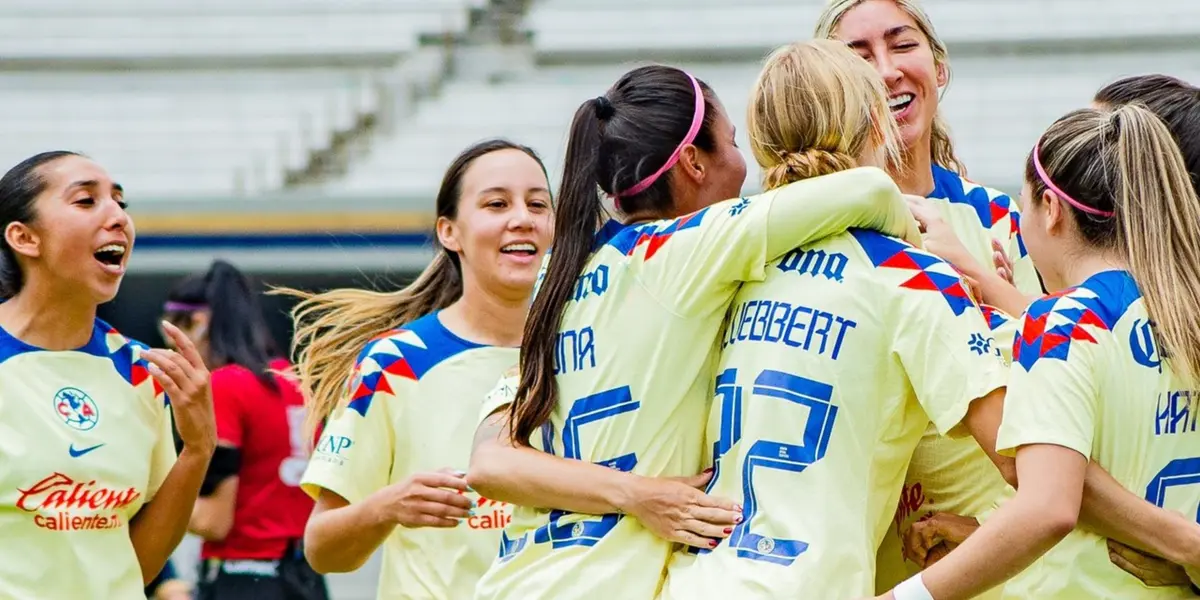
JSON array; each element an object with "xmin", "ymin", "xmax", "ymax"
[
  {"xmin": 277, "ymin": 253, "xmax": 461, "ymax": 439},
  {"xmin": 749, "ymin": 39, "xmax": 902, "ymax": 189},
  {"xmin": 1031, "ymin": 104, "xmax": 1200, "ymax": 382},
  {"xmin": 815, "ymin": 0, "xmax": 964, "ymax": 175}
]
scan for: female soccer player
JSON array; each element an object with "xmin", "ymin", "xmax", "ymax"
[
  {"xmin": 905, "ymin": 74, "xmax": 1200, "ymax": 586},
  {"xmin": 164, "ymin": 260, "xmax": 328, "ymax": 599},
  {"xmin": 658, "ymin": 38, "xmax": 1017, "ymax": 600},
  {"xmin": 285, "ymin": 139, "xmax": 554, "ymax": 600},
  {"xmin": 466, "ymin": 64, "xmax": 925, "ymax": 600},
  {"xmin": 814, "ymin": 3, "xmax": 1044, "ymax": 592},
  {"xmin": 877, "ymin": 103, "xmax": 1200, "ymax": 600},
  {"xmin": 0, "ymin": 151, "xmax": 215, "ymax": 598}
]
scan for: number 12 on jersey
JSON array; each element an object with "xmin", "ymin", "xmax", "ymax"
[{"xmin": 699, "ymin": 368, "xmax": 839, "ymax": 566}]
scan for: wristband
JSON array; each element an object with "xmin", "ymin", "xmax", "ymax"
[{"xmin": 894, "ymin": 574, "xmax": 935, "ymax": 600}]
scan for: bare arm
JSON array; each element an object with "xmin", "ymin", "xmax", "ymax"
[
  {"xmin": 130, "ymin": 448, "xmax": 212, "ymax": 584},
  {"xmin": 882, "ymin": 445, "xmax": 1086, "ymax": 600},
  {"xmin": 304, "ymin": 489, "xmax": 396, "ymax": 574},
  {"xmin": 961, "ymin": 388, "xmax": 1200, "ymax": 571},
  {"xmin": 468, "ymin": 408, "xmax": 740, "ymax": 548},
  {"xmin": 189, "ymin": 476, "xmax": 238, "ymax": 542}
]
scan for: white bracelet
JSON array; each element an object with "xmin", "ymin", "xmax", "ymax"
[{"xmin": 893, "ymin": 574, "xmax": 935, "ymax": 600}]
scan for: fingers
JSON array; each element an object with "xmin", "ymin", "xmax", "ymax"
[
  {"xmin": 685, "ymin": 505, "xmax": 742, "ymax": 528},
  {"xmin": 676, "ymin": 468, "xmax": 715, "ymax": 490},
  {"xmin": 693, "ymin": 491, "xmax": 742, "ymax": 514},
  {"xmin": 412, "ymin": 471, "xmax": 470, "ymax": 492},
  {"xmin": 159, "ymin": 321, "xmax": 208, "ymax": 372},
  {"xmin": 409, "ymin": 498, "xmax": 471, "ymax": 520},
  {"xmin": 677, "ymin": 516, "xmax": 735, "ymax": 540},
  {"xmin": 902, "ymin": 521, "xmax": 941, "ymax": 567},
  {"xmin": 142, "ymin": 350, "xmax": 190, "ymax": 400},
  {"xmin": 669, "ymin": 530, "xmax": 721, "ymax": 550}
]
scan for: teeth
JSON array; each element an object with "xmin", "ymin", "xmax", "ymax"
[
  {"xmin": 96, "ymin": 244, "xmax": 125, "ymax": 255},
  {"xmin": 888, "ymin": 94, "xmax": 914, "ymax": 109},
  {"xmin": 502, "ymin": 243, "xmax": 536, "ymax": 253}
]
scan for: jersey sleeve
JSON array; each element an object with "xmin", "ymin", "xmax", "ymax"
[
  {"xmin": 892, "ymin": 271, "xmax": 1009, "ymax": 436},
  {"xmin": 300, "ymin": 343, "xmax": 399, "ymax": 505},
  {"xmin": 145, "ymin": 390, "xmax": 178, "ymax": 501},
  {"xmin": 209, "ymin": 368, "xmax": 244, "ymax": 448},
  {"xmin": 996, "ymin": 308, "xmax": 1098, "ymax": 459},
  {"xmin": 479, "ymin": 365, "xmax": 520, "ymax": 422},
  {"xmin": 979, "ymin": 304, "xmax": 1019, "ymax": 365},
  {"xmin": 648, "ymin": 167, "xmax": 921, "ymax": 316}
]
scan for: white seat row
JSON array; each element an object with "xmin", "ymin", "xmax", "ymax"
[
  {"xmin": 334, "ymin": 49, "xmax": 1200, "ymax": 198},
  {"xmin": 526, "ymin": 0, "xmax": 1200, "ymax": 57}
]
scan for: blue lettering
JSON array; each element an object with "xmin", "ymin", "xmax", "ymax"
[
  {"xmin": 722, "ymin": 300, "xmax": 856, "ymax": 359},
  {"xmin": 572, "ymin": 265, "xmax": 610, "ymax": 302},
  {"xmin": 1131, "ymin": 319, "xmax": 1163, "ymax": 372},
  {"xmin": 553, "ymin": 327, "xmax": 597, "ymax": 375},
  {"xmin": 317, "ymin": 435, "xmax": 353, "ymax": 455},
  {"xmin": 776, "ymin": 249, "xmax": 849, "ymax": 283},
  {"xmin": 1157, "ymin": 391, "xmax": 1200, "ymax": 437}
]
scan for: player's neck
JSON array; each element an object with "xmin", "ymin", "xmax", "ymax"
[
  {"xmin": 440, "ymin": 280, "xmax": 526, "ymax": 348},
  {"xmin": 895, "ymin": 140, "xmax": 936, "ymax": 197},
  {"xmin": 1046, "ymin": 249, "xmax": 1127, "ymax": 293},
  {"xmin": 0, "ymin": 281, "xmax": 97, "ymax": 350}
]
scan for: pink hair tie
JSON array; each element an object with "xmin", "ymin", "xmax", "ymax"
[
  {"xmin": 613, "ymin": 73, "xmax": 706, "ymax": 199},
  {"xmin": 1033, "ymin": 141, "xmax": 1114, "ymax": 218}
]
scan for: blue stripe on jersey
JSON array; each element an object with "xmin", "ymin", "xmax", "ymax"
[
  {"xmin": 930, "ymin": 165, "xmax": 1009, "ymax": 229},
  {"xmin": 602, "ymin": 206, "xmax": 711, "ymax": 257},
  {"xmin": 1014, "ymin": 270, "xmax": 1141, "ymax": 371},
  {"xmin": 0, "ymin": 318, "xmax": 164, "ymax": 403},
  {"xmin": 849, "ymin": 229, "xmax": 976, "ymax": 316},
  {"xmin": 346, "ymin": 311, "xmax": 488, "ymax": 417}
]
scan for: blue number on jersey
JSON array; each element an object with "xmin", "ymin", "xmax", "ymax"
[
  {"xmin": 1146, "ymin": 457, "xmax": 1200, "ymax": 521},
  {"xmin": 531, "ymin": 386, "xmax": 640, "ymax": 549},
  {"xmin": 692, "ymin": 368, "xmax": 838, "ymax": 566}
]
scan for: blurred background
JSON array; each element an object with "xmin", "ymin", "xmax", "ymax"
[{"xmin": 3, "ymin": 0, "xmax": 1195, "ymax": 597}]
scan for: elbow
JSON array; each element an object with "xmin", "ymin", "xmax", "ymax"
[
  {"xmin": 466, "ymin": 443, "xmax": 512, "ymax": 502},
  {"xmin": 303, "ymin": 527, "xmax": 362, "ymax": 575},
  {"xmin": 999, "ymin": 458, "xmax": 1019, "ymax": 489},
  {"xmin": 1038, "ymin": 501, "xmax": 1080, "ymax": 544}
]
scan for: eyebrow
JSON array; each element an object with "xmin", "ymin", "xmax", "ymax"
[
  {"xmin": 479, "ymin": 186, "xmax": 551, "ymax": 196},
  {"xmin": 67, "ymin": 180, "xmax": 123, "ymax": 194},
  {"xmin": 844, "ymin": 25, "xmax": 918, "ymax": 49}
]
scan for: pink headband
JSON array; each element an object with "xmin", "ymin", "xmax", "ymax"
[
  {"xmin": 614, "ymin": 73, "xmax": 706, "ymax": 199},
  {"xmin": 1032, "ymin": 141, "xmax": 1115, "ymax": 218},
  {"xmin": 163, "ymin": 301, "xmax": 207, "ymax": 313}
]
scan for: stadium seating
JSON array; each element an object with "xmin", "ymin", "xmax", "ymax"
[
  {"xmin": 333, "ymin": 0, "xmax": 1200, "ymax": 198},
  {"xmin": 0, "ymin": 0, "xmax": 480, "ymax": 196}
]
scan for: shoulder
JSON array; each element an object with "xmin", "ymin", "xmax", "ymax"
[
  {"xmin": 930, "ymin": 165, "xmax": 1019, "ymax": 228},
  {"xmin": 847, "ymin": 228, "xmax": 977, "ymax": 317},
  {"xmin": 355, "ymin": 312, "xmax": 496, "ymax": 384},
  {"xmin": 1014, "ymin": 272, "xmax": 1140, "ymax": 371},
  {"xmin": 92, "ymin": 319, "xmax": 168, "ymax": 405}
]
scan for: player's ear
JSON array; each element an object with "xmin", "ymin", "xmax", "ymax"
[
  {"xmin": 4, "ymin": 221, "xmax": 41, "ymax": 260},
  {"xmin": 436, "ymin": 215, "xmax": 462, "ymax": 253}
]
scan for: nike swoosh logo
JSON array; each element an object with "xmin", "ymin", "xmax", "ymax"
[{"xmin": 68, "ymin": 443, "xmax": 105, "ymax": 458}]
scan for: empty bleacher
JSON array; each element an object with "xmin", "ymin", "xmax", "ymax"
[
  {"xmin": 0, "ymin": 0, "xmax": 481, "ymax": 196},
  {"xmin": 333, "ymin": 0, "xmax": 1200, "ymax": 198}
]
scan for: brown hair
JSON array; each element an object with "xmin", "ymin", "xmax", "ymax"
[{"xmin": 279, "ymin": 139, "xmax": 547, "ymax": 438}]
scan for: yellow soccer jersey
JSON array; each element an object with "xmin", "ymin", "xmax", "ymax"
[
  {"xmin": 475, "ymin": 168, "xmax": 921, "ymax": 600},
  {"xmin": 0, "ymin": 319, "xmax": 176, "ymax": 600},
  {"xmin": 300, "ymin": 312, "xmax": 518, "ymax": 600},
  {"xmin": 877, "ymin": 167, "xmax": 1041, "ymax": 597},
  {"xmin": 660, "ymin": 229, "xmax": 1007, "ymax": 599},
  {"xmin": 997, "ymin": 270, "xmax": 1196, "ymax": 599}
]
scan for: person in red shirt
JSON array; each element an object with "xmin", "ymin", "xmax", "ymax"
[{"xmin": 163, "ymin": 260, "xmax": 328, "ymax": 600}]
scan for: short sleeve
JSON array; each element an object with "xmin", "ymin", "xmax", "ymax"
[
  {"xmin": 209, "ymin": 367, "xmax": 244, "ymax": 448},
  {"xmin": 996, "ymin": 311, "xmax": 1098, "ymax": 459},
  {"xmin": 145, "ymin": 392, "xmax": 177, "ymax": 501},
  {"xmin": 893, "ymin": 272, "xmax": 1009, "ymax": 436},
  {"xmin": 642, "ymin": 167, "xmax": 921, "ymax": 316},
  {"xmin": 479, "ymin": 365, "xmax": 519, "ymax": 423},
  {"xmin": 300, "ymin": 346, "xmax": 399, "ymax": 504}
]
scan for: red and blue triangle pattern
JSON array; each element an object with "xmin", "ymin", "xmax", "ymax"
[
  {"xmin": 930, "ymin": 165, "xmax": 1027, "ymax": 259},
  {"xmin": 1013, "ymin": 270, "xmax": 1142, "ymax": 371},
  {"xmin": 603, "ymin": 205, "xmax": 712, "ymax": 259},
  {"xmin": 850, "ymin": 229, "xmax": 976, "ymax": 316}
]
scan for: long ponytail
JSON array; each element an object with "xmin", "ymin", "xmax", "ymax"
[
  {"xmin": 510, "ymin": 101, "xmax": 605, "ymax": 445},
  {"xmin": 281, "ymin": 251, "xmax": 462, "ymax": 438},
  {"xmin": 1111, "ymin": 106, "xmax": 1200, "ymax": 382},
  {"xmin": 1029, "ymin": 104, "xmax": 1200, "ymax": 382}
]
